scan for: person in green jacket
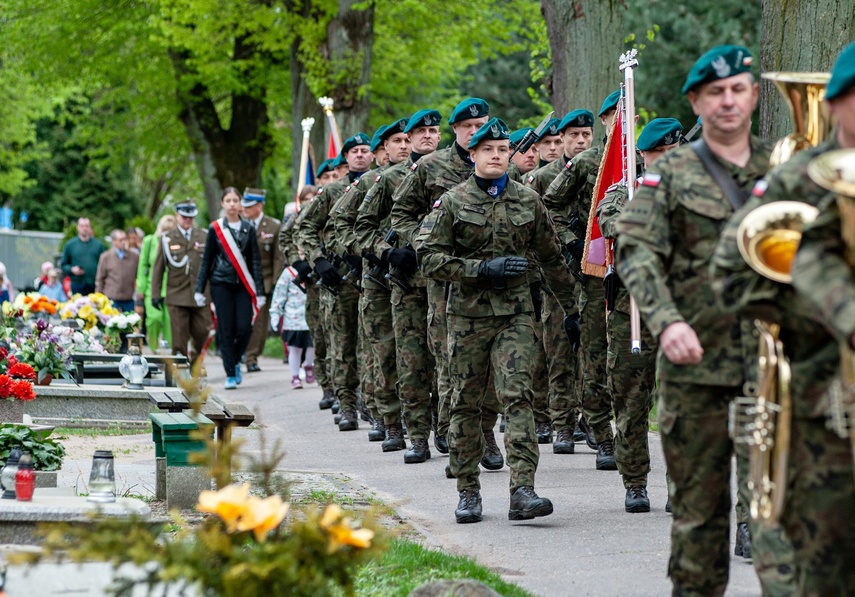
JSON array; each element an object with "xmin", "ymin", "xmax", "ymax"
[{"xmin": 137, "ymin": 215, "xmax": 175, "ymax": 350}]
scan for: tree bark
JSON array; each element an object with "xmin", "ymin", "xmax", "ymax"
[
  {"xmin": 540, "ymin": 0, "xmax": 625, "ymax": 139},
  {"xmin": 760, "ymin": 0, "xmax": 854, "ymax": 140}
]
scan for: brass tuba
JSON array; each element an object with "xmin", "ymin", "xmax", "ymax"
[
  {"xmin": 732, "ymin": 71, "xmax": 832, "ymax": 525},
  {"xmin": 807, "ymin": 149, "xmax": 855, "ymax": 475}
]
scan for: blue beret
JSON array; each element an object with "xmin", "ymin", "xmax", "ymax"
[
  {"xmin": 369, "ymin": 126, "xmax": 389, "ymax": 152},
  {"xmin": 510, "ymin": 128, "xmax": 534, "ymax": 147},
  {"xmin": 558, "ymin": 109, "xmax": 595, "ymax": 131},
  {"xmin": 637, "ymin": 118, "xmax": 683, "ymax": 151},
  {"xmin": 370, "ymin": 118, "xmax": 409, "ymax": 151},
  {"xmin": 449, "ymin": 98, "xmax": 489, "ymax": 124},
  {"xmin": 536, "ymin": 118, "xmax": 561, "ymax": 140},
  {"xmin": 241, "ymin": 187, "xmax": 266, "ymax": 207},
  {"xmin": 341, "ymin": 132, "xmax": 371, "ymax": 154},
  {"xmin": 598, "ymin": 90, "xmax": 621, "ymax": 117},
  {"xmin": 316, "ymin": 159, "xmax": 336, "ymax": 178},
  {"xmin": 332, "ymin": 154, "xmax": 347, "ymax": 168},
  {"xmin": 682, "ymin": 45, "xmax": 754, "ymax": 94},
  {"xmin": 468, "ymin": 117, "xmax": 509, "ymax": 150},
  {"xmin": 827, "ymin": 42, "xmax": 855, "ymax": 101},
  {"xmin": 405, "ymin": 109, "xmax": 442, "ymax": 133}
]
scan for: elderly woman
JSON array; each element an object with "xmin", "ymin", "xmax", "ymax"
[{"xmin": 137, "ymin": 215, "xmax": 176, "ymax": 350}]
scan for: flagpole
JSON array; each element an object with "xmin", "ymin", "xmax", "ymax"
[
  {"xmin": 297, "ymin": 117, "xmax": 315, "ymax": 201},
  {"xmin": 319, "ymin": 97, "xmax": 342, "ymax": 154}
]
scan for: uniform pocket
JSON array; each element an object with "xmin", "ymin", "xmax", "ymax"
[{"xmin": 455, "ymin": 208, "xmax": 489, "ymax": 251}]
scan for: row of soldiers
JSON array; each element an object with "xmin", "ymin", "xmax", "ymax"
[{"xmin": 276, "ymin": 42, "xmax": 855, "ymax": 596}]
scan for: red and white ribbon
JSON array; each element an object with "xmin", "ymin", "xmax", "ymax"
[{"xmin": 212, "ymin": 219, "xmax": 258, "ymax": 324}]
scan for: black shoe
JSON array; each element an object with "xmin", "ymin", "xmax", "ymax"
[
  {"xmin": 596, "ymin": 439, "xmax": 617, "ymax": 470},
  {"xmin": 319, "ymin": 388, "xmax": 335, "ymax": 410},
  {"xmin": 553, "ymin": 427, "xmax": 575, "ymax": 454},
  {"xmin": 665, "ymin": 497, "xmax": 672, "ymax": 514},
  {"xmin": 445, "ymin": 464, "xmax": 454, "ymax": 479},
  {"xmin": 735, "ymin": 522, "xmax": 752, "ymax": 559},
  {"xmin": 536, "ymin": 423, "xmax": 552, "ymax": 444},
  {"xmin": 331, "ymin": 399, "xmax": 340, "ymax": 415},
  {"xmin": 382, "ymin": 423, "xmax": 406, "ymax": 452},
  {"xmin": 246, "ymin": 362, "xmax": 261, "ymax": 373},
  {"xmin": 499, "ymin": 414, "xmax": 506, "ymax": 433},
  {"xmin": 481, "ymin": 429, "xmax": 504, "ymax": 470},
  {"xmin": 338, "ymin": 410, "xmax": 359, "ymax": 432},
  {"xmin": 579, "ymin": 416, "xmax": 597, "ymax": 450},
  {"xmin": 434, "ymin": 433, "xmax": 449, "ymax": 454},
  {"xmin": 625, "ymin": 486, "xmax": 650, "ymax": 513},
  {"xmin": 357, "ymin": 393, "xmax": 372, "ymax": 423},
  {"xmin": 404, "ymin": 438, "xmax": 431, "ymax": 464},
  {"xmin": 333, "ymin": 413, "xmax": 342, "ymax": 425},
  {"xmin": 508, "ymin": 486, "xmax": 553, "ymax": 520},
  {"xmin": 573, "ymin": 418, "xmax": 586, "ymax": 443},
  {"xmin": 455, "ymin": 489, "xmax": 483, "ymax": 524},
  {"xmin": 368, "ymin": 419, "xmax": 385, "ymax": 442}
]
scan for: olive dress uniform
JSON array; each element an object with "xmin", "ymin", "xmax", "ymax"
[{"xmin": 245, "ymin": 213, "xmax": 284, "ymax": 370}]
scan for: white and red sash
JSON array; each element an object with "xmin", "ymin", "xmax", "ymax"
[{"xmin": 212, "ymin": 219, "xmax": 259, "ymax": 324}]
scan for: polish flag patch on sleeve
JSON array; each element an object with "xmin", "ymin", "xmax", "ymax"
[
  {"xmin": 375, "ymin": 175, "xmax": 382, "ymax": 182},
  {"xmin": 641, "ymin": 173, "xmax": 662, "ymax": 187},
  {"xmin": 752, "ymin": 180, "xmax": 768, "ymax": 197},
  {"xmin": 433, "ymin": 199, "xmax": 442, "ymax": 208},
  {"xmin": 411, "ymin": 163, "xmax": 419, "ymax": 171}
]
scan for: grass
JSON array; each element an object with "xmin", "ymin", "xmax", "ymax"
[
  {"xmin": 354, "ymin": 539, "xmax": 535, "ymax": 597},
  {"xmin": 262, "ymin": 335, "xmax": 285, "ymax": 360},
  {"xmin": 55, "ymin": 425, "xmax": 150, "ymax": 437},
  {"xmin": 648, "ymin": 402, "xmax": 659, "ymax": 433}
]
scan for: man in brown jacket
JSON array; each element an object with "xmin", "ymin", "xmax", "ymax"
[
  {"xmin": 95, "ymin": 229, "xmax": 140, "ymax": 312},
  {"xmin": 242, "ymin": 188, "xmax": 284, "ymax": 373}
]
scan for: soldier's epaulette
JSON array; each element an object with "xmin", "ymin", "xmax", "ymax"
[
  {"xmin": 641, "ymin": 173, "xmax": 661, "ymax": 187},
  {"xmin": 752, "ymin": 180, "xmax": 768, "ymax": 197},
  {"xmin": 410, "ymin": 163, "xmax": 419, "ymax": 171}
]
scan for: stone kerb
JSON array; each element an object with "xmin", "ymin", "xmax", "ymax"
[{"xmin": 27, "ymin": 385, "xmax": 156, "ymax": 428}]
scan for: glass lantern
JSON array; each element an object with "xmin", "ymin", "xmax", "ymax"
[
  {"xmin": 87, "ymin": 450, "xmax": 116, "ymax": 503},
  {"xmin": 0, "ymin": 446, "xmax": 23, "ymax": 500},
  {"xmin": 119, "ymin": 335, "xmax": 148, "ymax": 390}
]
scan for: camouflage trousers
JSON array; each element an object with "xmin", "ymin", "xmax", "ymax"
[
  {"xmin": 606, "ymin": 302, "xmax": 655, "ymax": 487},
  {"xmin": 304, "ymin": 284, "xmax": 331, "ymax": 389},
  {"xmin": 361, "ymin": 285, "xmax": 401, "ymax": 426},
  {"xmin": 580, "ymin": 281, "xmax": 612, "ymax": 443},
  {"xmin": 392, "ymin": 285, "xmax": 434, "ymax": 440},
  {"xmin": 357, "ymin": 295, "xmax": 375, "ymax": 419},
  {"xmin": 448, "ymin": 312, "xmax": 539, "ymax": 492},
  {"xmin": 326, "ymin": 283, "xmax": 360, "ymax": 413},
  {"xmin": 542, "ymin": 292, "xmax": 580, "ymax": 431},
  {"xmin": 530, "ymin": 286, "xmax": 550, "ymax": 427}
]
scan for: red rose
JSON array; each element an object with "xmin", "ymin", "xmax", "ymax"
[
  {"xmin": 8, "ymin": 362, "xmax": 36, "ymax": 381},
  {"xmin": 7, "ymin": 356, "xmax": 17, "ymax": 367},
  {"xmin": 11, "ymin": 379, "xmax": 35, "ymax": 401},
  {"xmin": 0, "ymin": 347, "xmax": 7, "ymax": 360}
]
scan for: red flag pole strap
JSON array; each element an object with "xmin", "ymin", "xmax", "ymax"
[{"xmin": 212, "ymin": 219, "xmax": 259, "ymax": 325}]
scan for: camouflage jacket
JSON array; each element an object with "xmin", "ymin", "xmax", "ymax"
[
  {"xmin": 278, "ymin": 213, "xmax": 300, "ymax": 266},
  {"xmin": 614, "ymin": 136, "xmax": 772, "ymax": 386},
  {"xmin": 355, "ymin": 158, "xmax": 413, "ymax": 260},
  {"xmin": 597, "ymin": 180, "xmax": 637, "ymax": 315},
  {"xmin": 541, "ymin": 146, "xmax": 603, "ymax": 246},
  {"xmin": 295, "ymin": 175, "xmax": 356, "ymax": 263},
  {"xmin": 415, "ymin": 176, "xmax": 575, "ymax": 318},
  {"xmin": 330, "ymin": 165, "xmax": 388, "ymax": 257},
  {"xmin": 525, "ymin": 155, "xmax": 568, "ymax": 197}
]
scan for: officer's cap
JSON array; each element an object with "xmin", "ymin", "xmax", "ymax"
[
  {"xmin": 468, "ymin": 117, "xmax": 510, "ymax": 150},
  {"xmin": 558, "ymin": 109, "xmax": 595, "ymax": 132},
  {"xmin": 404, "ymin": 109, "xmax": 442, "ymax": 133},
  {"xmin": 535, "ymin": 118, "xmax": 561, "ymax": 140},
  {"xmin": 175, "ymin": 202, "xmax": 198, "ymax": 218},
  {"xmin": 449, "ymin": 98, "xmax": 489, "ymax": 125},
  {"xmin": 241, "ymin": 188, "xmax": 266, "ymax": 208},
  {"xmin": 510, "ymin": 128, "xmax": 534, "ymax": 148},
  {"xmin": 827, "ymin": 42, "xmax": 855, "ymax": 101},
  {"xmin": 598, "ymin": 90, "xmax": 621, "ymax": 117},
  {"xmin": 682, "ymin": 45, "xmax": 754, "ymax": 94},
  {"xmin": 341, "ymin": 132, "xmax": 371, "ymax": 154},
  {"xmin": 637, "ymin": 118, "xmax": 683, "ymax": 151},
  {"xmin": 316, "ymin": 159, "xmax": 336, "ymax": 178}
]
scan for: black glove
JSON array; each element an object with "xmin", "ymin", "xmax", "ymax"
[
  {"xmin": 564, "ymin": 313, "xmax": 582, "ymax": 352},
  {"xmin": 477, "ymin": 256, "xmax": 529, "ymax": 280},
  {"xmin": 292, "ymin": 259, "xmax": 313, "ymax": 282},
  {"xmin": 314, "ymin": 257, "xmax": 341, "ymax": 287},
  {"xmin": 344, "ymin": 253, "xmax": 362, "ymax": 272},
  {"xmin": 151, "ymin": 298, "xmax": 163, "ymax": 310},
  {"xmin": 385, "ymin": 247, "xmax": 418, "ymax": 274},
  {"xmin": 566, "ymin": 239, "xmax": 584, "ymax": 262},
  {"xmin": 363, "ymin": 250, "xmax": 382, "ymax": 268}
]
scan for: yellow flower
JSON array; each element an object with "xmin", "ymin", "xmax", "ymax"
[
  {"xmin": 236, "ymin": 495, "xmax": 289, "ymax": 542},
  {"xmin": 319, "ymin": 503, "xmax": 343, "ymax": 528},
  {"xmin": 78, "ymin": 304, "xmax": 93, "ymax": 320},
  {"xmin": 319, "ymin": 504, "xmax": 374, "ymax": 552},
  {"xmin": 196, "ymin": 483, "xmax": 251, "ymax": 532}
]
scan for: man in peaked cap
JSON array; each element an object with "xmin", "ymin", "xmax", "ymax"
[
  {"xmin": 415, "ymin": 117, "xmax": 578, "ymax": 523},
  {"xmin": 615, "ymin": 45, "xmax": 795, "ymax": 595},
  {"xmin": 534, "ymin": 117, "xmax": 562, "ymax": 166},
  {"xmin": 510, "ymin": 128, "xmax": 537, "ymax": 174},
  {"xmin": 243, "ymin": 188, "xmax": 284, "ymax": 373}
]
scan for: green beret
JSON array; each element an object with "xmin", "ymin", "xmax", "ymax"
[
  {"xmin": 598, "ymin": 90, "xmax": 621, "ymax": 117},
  {"xmin": 332, "ymin": 154, "xmax": 347, "ymax": 168},
  {"xmin": 682, "ymin": 45, "xmax": 754, "ymax": 94},
  {"xmin": 371, "ymin": 118, "xmax": 409, "ymax": 151},
  {"xmin": 558, "ymin": 109, "xmax": 595, "ymax": 131},
  {"xmin": 637, "ymin": 118, "xmax": 683, "ymax": 151},
  {"xmin": 369, "ymin": 126, "xmax": 389, "ymax": 152},
  {"xmin": 510, "ymin": 128, "xmax": 534, "ymax": 147},
  {"xmin": 449, "ymin": 98, "xmax": 489, "ymax": 124},
  {"xmin": 468, "ymin": 117, "xmax": 509, "ymax": 150},
  {"xmin": 405, "ymin": 109, "xmax": 442, "ymax": 132},
  {"xmin": 827, "ymin": 41, "xmax": 855, "ymax": 101},
  {"xmin": 536, "ymin": 118, "xmax": 561, "ymax": 140},
  {"xmin": 316, "ymin": 159, "xmax": 336, "ymax": 178},
  {"xmin": 341, "ymin": 132, "xmax": 370, "ymax": 154}
]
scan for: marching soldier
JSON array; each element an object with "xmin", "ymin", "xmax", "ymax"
[
  {"xmin": 509, "ymin": 128, "xmax": 537, "ymax": 175},
  {"xmin": 316, "ymin": 159, "xmax": 340, "ymax": 187},
  {"xmin": 534, "ymin": 117, "xmax": 562, "ymax": 168},
  {"xmin": 416, "ymin": 118, "xmax": 578, "ymax": 523},
  {"xmin": 243, "ymin": 188, "xmax": 284, "ymax": 373},
  {"xmin": 527, "ymin": 110, "xmax": 595, "ymax": 196},
  {"xmin": 150, "ymin": 201, "xmax": 211, "ymax": 365}
]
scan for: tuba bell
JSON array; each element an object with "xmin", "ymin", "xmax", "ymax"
[{"xmin": 732, "ymin": 72, "xmax": 832, "ymax": 525}]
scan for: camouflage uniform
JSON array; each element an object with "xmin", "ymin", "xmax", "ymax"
[
  {"xmin": 416, "ymin": 176, "xmax": 577, "ymax": 491},
  {"xmin": 713, "ymin": 136, "xmax": 854, "ymax": 594},
  {"xmin": 614, "ymin": 136, "xmax": 788, "ymax": 596}
]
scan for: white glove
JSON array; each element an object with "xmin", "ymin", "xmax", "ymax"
[
  {"xmin": 256, "ymin": 296, "xmax": 266, "ymax": 308},
  {"xmin": 194, "ymin": 292, "xmax": 206, "ymax": 307},
  {"xmin": 269, "ymin": 317, "xmax": 280, "ymax": 332}
]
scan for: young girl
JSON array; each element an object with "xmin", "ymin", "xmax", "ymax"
[{"xmin": 269, "ymin": 264, "xmax": 314, "ymax": 389}]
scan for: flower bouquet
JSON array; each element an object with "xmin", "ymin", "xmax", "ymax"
[
  {"xmin": 58, "ymin": 293, "xmax": 120, "ymax": 331},
  {"xmin": 0, "ymin": 349, "xmax": 36, "ymax": 412},
  {"xmin": 51, "ymin": 325, "xmax": 107, "ymax": 355},
  {"xmin": 13, "ymin": 320, "xmax": 74, "ymax": 383},
  {"xmin": 103, "ymin": 312, "xmax": 141, "ymax": 353}
]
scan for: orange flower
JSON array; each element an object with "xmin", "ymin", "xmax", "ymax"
[
  {"xmin": 235, "ymin": 495, "xmax": 289, "ymax": 542},
  {"xmin": 319, "ymin": 504, "xmax": 374, "ymax": 552},
  {"xmin": 22, "ymin": 296, "xmax": 33, "ymax": 305},
  {"xmin": 196, "ymin": 483, "xmax": 251, "ymax": 532}
]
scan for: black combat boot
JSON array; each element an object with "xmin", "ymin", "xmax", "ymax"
[
  {"xmin": 553, "ymin": 427, "xmax": 575, "ymax": 454},
  {"xmin": 579, "ymin": 415, "xmax": 597, "ymax": 450},
  {"xmin": 382, "ymin": 423, "xmax": 406, "ymax": 452},
  {"xmin": 338, "ymin": 410, "xmax": 358, "ymax": 432},
  {"xmin": 357, "ymin": 392, "xmax": 372, "ymax": 423},
  {"xmin": 368, "ymin": 419, "xmax": 385, "ymax": 442},
  {"xmin": 445, "ymin": 464, "xmax": 454, "ymax": 479},
  {"xmin": 404, "ymin": 438, "xmax": 431, "ymax": 464},
  {"xmin": 508, "ymin": 486, "xmax": 553, "ymax": 520},
  {"xmin": 331, "ymin": 399, "xmax": 340, "ymax": 415},
  {"xmin": 735, "ymin": 522, "xmax": 752, "ymax": 558},
  {"xmin": 596, "ymin": 439, "xmax": 617, "ymax": 470},
  {"xmin": 499, "ymin": 414, "xmax": 506, "ymax": 433},
  {"xmin": 455, "ymin": 489, "xmax": 483, "ymax": 524},
  {"xmin": 536, "ymin": 422, "xmax": 552, "ymax": 444},
  {"xmin": 333, "ymin": 412, "xmax": 343, "ymax": 425},
  {"xmin": 480, "ymin": 429, "xmax": 504, "ymax": 470},
  {"xmin": 665, "ymin": 497, "xmax": 672, "ymax": 514},
  {"xmin": 625, "ymin": 485, "xmax": 650, "ymax": 513},
  {"xmin": 318, "ymin": 388, "xmax": 335, "ymax": 410},
  {"xmin": 434, "ymin": 433, "xmax": 449, "ymax": 454}
]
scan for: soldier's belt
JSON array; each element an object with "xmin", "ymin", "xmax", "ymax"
[{"xmin": 463, "ymin": 276, "xmax": 529, "ymax": 291}]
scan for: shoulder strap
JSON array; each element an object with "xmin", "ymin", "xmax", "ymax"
[{"xmin": 690, "ymin": 139, "xmax": 750, "ymax": 211}]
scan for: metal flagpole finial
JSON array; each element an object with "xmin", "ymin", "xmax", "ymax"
[
  {"xmin": 301, "ymin": 118, "xmax": 315, "ymax": 133},
  {"xmin": 319, "ymin": 97, "xmax": 334, "ymax": 114},
  {"xmin": 619, "ymin": 49, "xmax": 639, "ymax": 71}
]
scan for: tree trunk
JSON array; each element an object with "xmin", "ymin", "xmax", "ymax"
[
  {"xmin": 760, "ymin": 0, "xmax": 854, "ymax": 140},
  {"xmin": 540, "ymin": 0, "xmax": 625, "ymax": 139}
]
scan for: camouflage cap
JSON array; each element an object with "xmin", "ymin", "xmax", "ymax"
[
  {"xmin": 598, "ymin": 90, "xmax": 621, "ymax": 117},
  {"xmin": 558, "ymin": 109, "xmax": 595, "ymax": 131},
  {"xmin": 827, "ymin": 41, "xmax": 855, "ymax": 101},
  {"xmin": 510, "ymin": 127, "xmax": 534, "ymax": 148},
  {"xmin": 637, "ymin": 118, "xmax": 683, "ymax": 151},
  {"xmin": 449, "ymin": 98, "xmax": 489, "ymax": 124},
  {"xmin": 535, "ymin": 118, "xmax": 561, "ymax": 140},
  {"xmin": 404, "ymin": 109, "xmax": 442, "ymax": 133},
  {"xmin": 316, "ymin": 159, "xmax": 336, "ymax": 178},
  {"xmin": 681, "ymin": 45, "xmax": 754, "ymax": 94},
  {"xmin": 468, "ymin": 117, "xmax": 509, "ymax": 149},
  {"xmin": 341, "ymin": 132, "xmax": 371, "ymax": 154}
]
